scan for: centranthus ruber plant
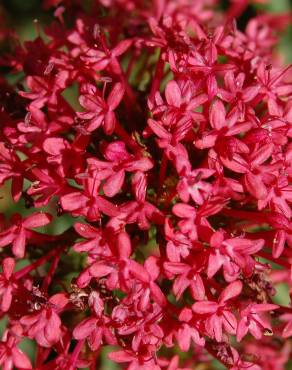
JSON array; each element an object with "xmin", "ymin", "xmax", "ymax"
[{"xmin": 0, "ymin": 0, "xmax": 292, "ymax": 369}]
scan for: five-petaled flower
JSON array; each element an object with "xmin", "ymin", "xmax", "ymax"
[{"xmin": 0, "ymin": 213, "xmax": 52, "ymax": 258}]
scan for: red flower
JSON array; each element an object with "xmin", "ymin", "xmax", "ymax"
[
  {"xmin": 87, "ymin": 140, "xmax": 152, "ymax": 197},
  {"xmin": 77, "ymin": 82, "xmax": 125, "ymax": 134},
  {"xmin": 237, "ymin": 303, "xmax": 279, "ymax": 341},
  {"xmin": 60, "ymin": 175, "xmax": 120, "ymax": 221},
  {"xmin": 0, "ymin": 142, "xmax": 24, "ymax": 202},
  {"xmin": 0, "ymin": 258, "xmax": 17, "ymax": 312},
  {"xmin": 192, "ymin": 280, "xmax": 242, "ymax": 342},
  {"xmin": 73, "ymin": 292, "xmax": 116, "ymax": 350},
  {"xmin": 207, "ymin": 230, "xmax": 264, "ymax": 281},
  {"xmin": 0, "ymin": 213, "xmax": 52, "ymax": 257},
  {"xmin": 0, "ymin": 327, "xmax": 32, "ymax": 370},
  {"xmin": 20, "ymin": 293, "xmax": 68, "ymax": 347}
]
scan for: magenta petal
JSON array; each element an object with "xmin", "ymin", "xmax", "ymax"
[
  {"xmin": 95, "ymin": 195, "xmax": 120, "ymax": 216},
  {"xmin": 173, "ymin": 275, "xmax": 190, "ymax": 299},
  {"xmin": 244, "ymin": 172, "xmax": 267, "ymax": 200},
  {"xmin": 207, "ymin": 252, "xmax": 224, "ymax": 278},
  {"xmin": 128, "ymin": 260, "xmax": 149, "ymax": 283},
  {"xmin": 190, "ymin": 274, "xmax": 205, "ymax": 301},
  {"xmin": 104, "ymin": 141, "xmax": 130, "ymax": 161},
  {"xmin": 164, "ymin": 262, "xmax": 190, "ymax": 275},
  {"xmin": 74, "ymin": 222, "xmax": 99, "ymax": 238},
  {"xmin": 148, "ymin": 119, "xmax": 171, "ymax": 140},
  {"xmin": 12, "ymin": 227, "xmax": 26, "ymax": 258},
  {"xmin": 117, "ymin": 231, "xmax": 132, "ymax": 259},
  {"xmin": 43, "ymin": 137, "xmax": 69, "ymax": 155},
  {"xmin": 283, "ymin": 321, "xmax": 292, "ymax": 338},
  {"xmin": 250, "ymin": 144, "xmax": 274, "ymax": 166},
  {"xmin": 192, "ymin": 301, "xmax": 218, "ymax": 314},
  {"xmin": 49, "ymin": 293, "xmax": 68, "ymax": 309},
  {"xmin": 22, "ymin": 212, "xmax": 52, "ymax": 229},
  {"xmin": 219, "ymin": 280, "xmax": 242, "ymax": 303},
  {"xmin": 176, "ymin": 324, "xmax": 191, "ymax": 351},
  {"xmin": 11, "ymin": 348, "xmax": 32, "ymax": 369},
  {"xmin": 2, "ymin": 257, "xmax": 15, "ymax": 278},
  {"xmin": 45, "ymin": 311, "xmax": 61, "ymax": 344},
  {"xmin": 89, "ymin": 262, "xmax": 114, "ymax": 277},
  {"xmin": 61, "ymin": 192, "xmax": 88, "ymax": 211},
  {"xmin": 272, "ymin": 230, "xmax": 286, "ymax": 258},
  {"xmin": 237, "ymin": 318, "xmax": 249, "ymax": 342},
  {"xmin": 0, "ymin": 230, "xmax": 16, "ymax": 248},
  {"xmin": 210, "ymin": 99, "xmax": 225, "ymax": 130},
  {"xmin": 79, "ymin": 94, "xmax": 100, "ymax": 111},
  {"xmin": 107, "ymin": 82, "xmax": 125, "ymax": 110},
  {"xmin": 108, "ymin": 350, "xmax": 135, "ymax": 363},
  {"xmin": 1, "ymin": 286, "xmax": 13, "ymax": 312},
  {"xmin": 112, "ymin": 39, "xmax": 132, "ymax": 57},
  {"xmin": 103, "ymin": 170, "xmax": 125, "ymax": 197},
  {"xmin": 104, "ymin": 111, "xmax": 116, "ymax": 134},
  {"xmin": 172, "ymin": 203, "xmax": 196, "ymax": 218},
  {"xmin": 165, "ymin": 80, "xmax": 182, "ymax": 107},
  {"xmin": 150, "ymin": 282, "xmax": 167, "ymax": 307},
  {"xmin": 77, "ymin": 269, "xmax": 92, "ymax": 288},
  {"xmin": 73, "ymin": 317, "xmax": 97, "ymax": 339}
]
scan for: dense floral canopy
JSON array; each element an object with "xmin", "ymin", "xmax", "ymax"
[{"xmin": 0, "ymin": 0, "xmax": 291, "ymax": 369}]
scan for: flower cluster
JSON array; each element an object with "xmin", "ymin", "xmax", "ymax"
[{"xmin": 0, "ymin": 1, "xmax": 291, "ymax": 369}]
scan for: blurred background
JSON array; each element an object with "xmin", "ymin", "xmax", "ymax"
[{"xmin": 0, "ymin": 0, "xmax": 292, "ymax": 61}]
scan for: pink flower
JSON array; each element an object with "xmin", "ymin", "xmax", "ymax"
[
  {"xmin": 0, "ymin": 142, "xmax": 24, "ymax": 202},
  {"xmin": 176, "ymin": 308, "xmax": 205, "ymax": 351},
  {"xmin": 72, "ymin": 222, "xmax": 112, "ymax": 265},
  {"xmin": 237, "ymin": 303, "xmax": 279, "ymax": 341},
  {"xmin": 108, "ymin": 172, "xmax": 164, "ymax": 230},
  {"xmin": 219, "ymin": 71, "xmax": 260, "ymax": 121},
  {"xmin": 188, "ymin": 44, "xmax": 235, "ymax": 99},
  {"xmin": 60, "ymin": 175, "xmax": 120, "ymax": 221},
  {"xmin": 164, "ymin": 260, "xmax": 205, "ymax": 301},
  {"xmin": 20, "ymin": 293, "xmax": 68, "ymax": 347},
  {"xmin": 43, "ymin": 134, "xmax": 88, "ymax": 177},
  {"xmin": 27, "ymin": 166, "xmax": 68, "ymax": 207},
  {"xmin": 87, "ymin": 140, "xmax": 152, "ymax": 197},
  {"xmin": 195, "ymin": 99, "xmax": 251, "ymax": 151},
  {"xmin": 149, "ymin": 79, "xmax": 207, "ymax": 125},
  {"xmin": 77, "ymin": 82, "xmax": 125, "ymax": 134},
  {"xmin": 207, "ymin": 230, "xmax": 264, "ymax": 281},
  {"xmin": 164, "ymin": 218, "xmax": 193, "ymax": 262},
  {"xmin": 0, "ymin": 213, "xmax": 52, "ymax": 257},
  {"xmin": 0, "ymin": 327, "xmax": 32, "ymax": 370},
  {"xmin": 230, "ymin": 348, "xmax": 261, "ymax": 370},
  {"xmin": 192, "ymin": 280, "xmax": 242, "ymax": 342},
  {"xmin": 80, "ymin": 39, "xmax": 132, "ymax": 74},
  {"xmin": 73, "ymin": 292, "xmax": 116, "ymax": 350},
  {"xmin": 0, "ymin": 258, "xmax": 17, "ymax": 312},
  {"xmin": 177, "ymin": 167, "xmax": 215, "ymax": 205},
  {"xmin": 108, "ymin": 349, "xmax": 161, "ymax": 370},
  {"xmin": 147, "ymin": 117, "xmax": 193, "ymax": 155}
]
